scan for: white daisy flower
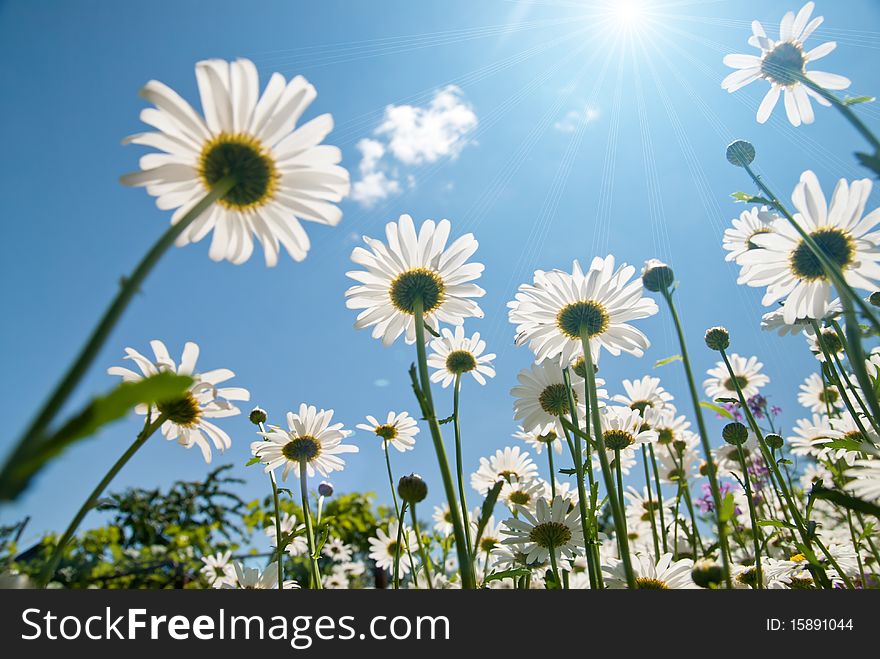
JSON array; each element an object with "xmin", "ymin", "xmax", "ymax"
[
  {"xmin": 623, "ymin": 486, "xmax": 674, "ymax": 528},
  {"xmin": 594, "ymin": 444, "xmax": 637, "ymax": 476},
  {"xmin": 356, "ymin": 411, "xmax": 419, "ymax": 453},
  {"xmin": 788, "ymin": 414, "xmax": 835, "ymax": 460},
  {"xmin": 199, "ymin": 550, "xmax": 235, "ymax": 588},
  {"xmin": 345, "ymin": 214, "xmax": 485, "ymax": 346},
  {"xmin": 612, "ymin": 375, "xmax": 674, "ymax": 413},
  {"xmin": 738, "ymin": 171, "xmax": 880, "ymax": 324},
  {"xmin": 497, "ymin": 477, "xmax": 547, "ymax": 513},
  {"xmin": 603, "ymin": 552, "xmax": 696, "ymax": 589},
  {"xmin": 826, "ymin": 413, "xmax": 878, "ymax": 464},
  {"xmin": 800, "ymin": 461, "xmax": 833, "ymax": 490},
  {"xmin": 321, "ymin": 537, "xmax": 354, "ymax": 563},
  {"xmin": 470, "ymin": 446, "xmax": 539, "ymax": 496},
  {"xmin": 508, "ymin": 255, "xmax": 658, "ymax": 365},
  {"xmin": 805, "ymin": 325, "xmax": 845, "ymax": 363},
  {"xmin": 473, "ymin": 516, "xmax": 504, "ymax": 556},
  {"xmin": 251, "ymin": 403, "xmax": 358, "ymax": 480},
  {"xmin": 122, "ymin": 58, "xmax": 349, "ymax": 265},
  {"xmin": 511, "ymin": 360, "xmax": 594, "ymax": 436},
  {"xmin": 721, "ymin": 2, "xmax": 850, "ymax": 126},
  {"xmin": 760, "ymin": 298, "xmax": 842, "ymax": 336},
  {"xmin": 703, "ymin": 353, "xmax": 770, "ymax": 400},
  {"xmin": 323, "ymin": 568, "xmax": 350, "ymax": 589},
  {"xmin": 426, "ymin": 325, "xmax": 496, "ymax": 387},
  {"xmin": 513, "ymin": 426, "xmax": 563, "ymax": 455},
  {"xmin": 265, "ymin": 513, "xmax": 308, "ymax": 557},
  {"xmin": 723, "ymin": 206, "xmax": 780, "ymax": 264},
  {"xmin": 107, "ymin": 339, "xmax": 249, "ymax": 463},
  {"xmin": 651, "ymin": 408, "xmax": 691, "ymax": 448},
  {"xmin": 501, "ymin": 495, "xmax": 585, "ymax": 564},
  {"xmin": 368, "ymin": 522, "xmax": 418, "ymax": 575},
  {"xmin": 599, "ymin": 406, "xmax": 659, "ymax": 452},
  {"xmin": 845, "ymin": 458, "xmax": 880, "ymax": 502},
  {"xmin": 712, "ymin": 435, "xmax": 762, "ymax": 479},
  {"xmin": 656, "ymin": 430, "xmax": 702, "ymax": 484},
  {"xmin": 432, "ymin": 503, "xmax": 456, "ymax": 537},
  {"xmin": 223, "ymin": 562, "xmax": 299, "ymax": 589},
  {"xmin": 797, "ymin": 372, "xmax": 842, "ymax": 414}
]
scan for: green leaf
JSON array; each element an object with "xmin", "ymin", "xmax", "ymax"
[
  {"xmin": 714, "ymin": 397, "xmax": 740, "ymax": 405},
  {"xmin": 810, "ymin": 484, "xmax": 880, "ymax": 519},
  {"xmin": 719, "ymin": 492, "xmax": 736, "ymax": 523},
  {"xmin": 472, "ymin": 480, "xmax": 504, "ymax": 555},
  {"xmin": 856, "ymin": 151, "xmax": 880, "ymax": 179},
  {"xmin": 701, "ymin": 401, "xmax": 734, "ymax": 421},
  {"xmin": 484, "ymin": 568, "xmax": 531, "ymax": 583},
  {"xmin": 245, "ymin": 456, "xmax": 262, "ymax": 467},
  {"xmin": 731, "ymin": 191, "xmax": 775, "ymax": 205},
  {"xmin": 844, "ymin": 95, "xmax": 875, "ymax": 106},
  {"xmin": 758, "ymin": 519, "xmax": 796, "ymax": 530},
  {"xmin": 0, "ymin": 372, "xmax": 193, "ymax": 501},
  {"xmin": 654, "ymin": 354, "xmax": 682, "ymax": 368},
  {"xmin": 822, "ymin": 438, "xmax": 866, "ymax": 452},
  {"xmin": 437, "ymin": 415, "xmax": 454, "ymax": 425}
]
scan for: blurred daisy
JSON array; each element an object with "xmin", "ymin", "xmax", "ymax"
[
  {"xmin": 845, "ymin": 458, "xmax": 880, "ymax": 502},
  {"xmin": 508, "ymin": 255, "xmax": 658, "ymax": 365},
  {"xmin": 738, "ymin": 171, "xmax": 880, "ymax": 324},
  {"xmin": 761, "ymin": 298, "xmax": 842, "ymax": 336},
  {"xmin": 427, "ymin": 325, "xmax": 496, "ymax": 387},
  {"xmin": 511, "ymin": 360, "xmax": 594, "ymax": 436},
  {"xmin": 797, "ymin": 372, "xmax": 841, "ymax": 414},
  {"xmin": 251, "ymin": 403, "xmax": 357, "ymax": 480},
  {"xmin": 501, "ymin": 495, "xmax": 585, "ymax": 563},
  {"xmin": 323, "ymin": 568, "xmax": 350, "ymax": 589},
  {"xmin": 368, "ymin": 522, "xmax": 418, "ymax": 575},
  {"xmin": 433, "ymin": 503, "xmax": 456, "ymax": 537},
  {"xmin": 703, "ymin": 353, "xmax": 769, "ymax": 400},
  {"xmin": 345, "ymin": 214, "xmax": 485, "ymax": 346},
  {"xmin": 108, "ymin": 339, "xmax": 249, "ymax": 463},
  {"xmin": 266, "ymin": 513, "xmax": 308, "ymax": 556},
  {"xmin": 473, "ymin": 516, "xmax": 504, "ymax": 556},
  {"xmin": 356, "ymin": 411, "xmax": 419, "ymax": 453},
  {"xmin": 595, "ymin": 444, "xmax": 637, "ymax": 476},
  {"xmin": 624, "ymin": 486, "xmax": 673, "ymax": 527},
  {"xmin": 603, "ymin": 552, "xmax": 696, "ymax": 589},
  {"xmin": 788, "ymin": 414, "xmax": 834, "ymax": 460},
  {"xmin": 721, "ymin": 2, "xmax": 850, "ymax": 126},
  {"xmin": 122, "ymin": 58, "xmax": 349, "ymax": 265},
  {"xmin": 224, "ymin": 562, "xmax": 299, "ymax": 590},
  {"xmin": 200, "ymin": 550, "xmax": 235, "ymax": 588},
  {"xmin": 657, "ymin": 431, "xmax": 701, "ymax": 484},
  {"xmin": 471, "ymin": 446, "xmax": 539, "ymax": 495},
  {"xmin": 513, "ymin": 426, "xmax": 563, "ymax": 455},
  {"xmin": 805, "ymin": 325, "xmax": 844, "ymax": 363},
  {"xmin": 713, "ymin": 435, "xmax": 762, "ymax": 478},
  {"xmin": 322, "ymin": 537, "xmax": 354, "ymax": 563},
  {"xmin": 826, "ymin": 413, "xmax": 878, "ymax": 463},
  {"xmin": 723, "ymin": 207, "xmax": 779, "ymax": 264},
  {"xmin": 612, "ymin": 375, "xmax": 674, "ymax": 413}
]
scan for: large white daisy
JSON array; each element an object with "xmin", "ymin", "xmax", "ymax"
[
  {"xmin": 845, "ymin": 457, "xmax": 880, "ymax": 502},
  {"xmin": 599, "ymin": 406, "xmax": 659, "ymax": 452},
  {"xmin": 511, "ymin": 360, "xmax": 594, "ymax": 436},
  {"xmin": 122, "ymin": 58, "xmax": 349, "ymax": 265},
  {"xmin": 797, "ymin": 372, "xmax": 842, "ymax": 414},
  {"xmin": 703, "ymin": 353, "xmax": 770, "ymax": 400},
  {"xmin": 603, "ymin": 552, "xmax": 696, "ymax": 589},
  {"xmin": 107, "ymin": 339, "xmax": 249, "ymax": 463},
  {"xmin": 356, "ymin": 411, "xmax": 419, "ymax": 453},
  {"xmin": 345, "ymin": 214, "xmax": 485, "ymax": 346},
  {"xmin": 723, "ymin": 206, "xmax": 780, "ymax": 265},
  {"xmin": 427, "ymin": 325, "xmax": 496, "ymax": 387},
  {"xmin": 738, "ymin": 171, "xmax": 880, "ymax": 324},
  {"xmin": 508, "ymin": 255, "xmax": 658, "ymax": 365},
  {"xmin": 501, "ymin": 495, "xmax": 585, "ymax": 564},
  {"xmin": 721, "ymin": 2, "xmax": 850, "ymax": 126},
  {"xmin": 251, "ymin": 403, "xmax": 357, "ymax": 480}
]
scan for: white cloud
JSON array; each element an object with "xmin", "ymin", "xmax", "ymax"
[
  {"xmin": 554, "ymin": 106, "xmax": 601, "ymax": 133},
  {"xmin": 350, "ymin": 86, "xmax": 477, "ymax": 207}
]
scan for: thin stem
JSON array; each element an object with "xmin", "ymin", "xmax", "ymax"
[
  {"xmin": 452, "ymin": 374, "xmax": 475, "ymax": 563},
  {"xmin": 641, "ymin": 444, "xmax": 661, "ymax": 558},
  {"xmin": 659, "ymin": 288, "xmax": 732, "ymax": 587},
  {"xmin": 547, "ymin": 544, "xmax": 561, "ymax": 589},
  {"xmin": 547, "ymin": 448, "xmax": 557, "ymax": 498},
  {"xmin": 734, "ymin": 442, "xmax": 763, "ymax": 590},
  {"xmin": 10, "ymin": 176, "xmax": 236, "ymax": 468},
  {"xmin": 383, "ymin": 444, "xmax": 419, "ymax": 584},
  {"xmin": 409, "ymin": 505, "xmax": 434, "ymax": 589},
  {"xmin": 39, "ymin": 412, "xmax": 168, "ymax": 586},
  {"xmin": 270, "ymin": 474, "xmax": 284, "ymax": 591},
  {"xmin": 298, "ymin": 461, "xmax": 322, "ymax": 590},
  {"xmin": 392, "ymin": 505, "xmax": 407, "ymax": 590},
  {"xmin": 648, "ymin": 444, "xmax": 669, "ymax": 553},
  {"xmin": 412, "ymin": 299, "xmax": 474, "ymax": 589}
]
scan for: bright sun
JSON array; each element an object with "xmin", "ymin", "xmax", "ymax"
[{"xmin": 609, "ymin": 0, "xmax": 644, "ymax": 28}]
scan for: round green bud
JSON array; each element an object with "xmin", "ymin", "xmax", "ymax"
[
  {"xmin": 704, "ymin": 326, "xmax": 730, "ymax": 351},
  {"xmin": 722, "ymin": 422, "xmax": 749, "ymax": 446},
  {"xmin": 692, "ymin": 559, "xmax": 724, "ymax": 589},
  {"xmin": 642, "ymin": 259, "xmax": 675, "ymax": 293},
  {"xmin": 766, "ymin": 434, "xmax": 784, "ymax": 451},
  {"xmin": 398, "ymin": 473, "xmax": 428, "ymax": 504},
  {"xmin": 870, "ymin": 292, "xmax": 880, "ymax": 308},
  {"xmin": 726, "ymin": 140, "xmax": 755, "ymax": 167},
  {"xmin": 248, "ymin": 407, "xmax": 267, "ymax": 425}
]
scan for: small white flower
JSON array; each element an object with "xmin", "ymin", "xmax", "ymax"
[
  {"xmin": 356, "ymin": 411, "xmax": 419, "ymax": 453},
  {"xmin": 703, "ymin": 353, "xmax": 769, "ymax": 400},
  {"xmin": 470, "ymin": 446, "xmax": 539, "ymax": 496},
  {"xmin": 427, "ymin": 325, "xmax": 496, "ymax": 387},
  {"xmin": 511, "ymin": 360, "xmax": 596, "ymax": 436},
  {"xmin": 797, "ymin": 372, "xmax": 842, "ymax": 414},
  {"xmin": 200, "ymin": 550, "xmax": 235, "ymax": 588},
  {"xmin": 265, "ymin": 513, "xmax": 308, "ymax": 557},
  {"xmin": 368, "ymin": 522, "xmax": 417, "ymax": 575}
]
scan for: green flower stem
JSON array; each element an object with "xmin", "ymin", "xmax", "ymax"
[
  {"xmin": 14, "ymin": 176, "xmax": 236, "ymax": 459},
  {"xmin": 298, "ymin": 461, "xmax": 322, "ymax": 590},
  {"xmin": 392, "ymin": 503, "xmax": 407, "ymax": 590},
  {"xmin": 412, "ymin": 299, "xmax": 474, "ymax": 589},
  {"xmin": 39, "ymin": 412, "xmax": 168, "ymax": 587},
  {"xmin": 734, "ymin": 441, "xmax": 764, "ymax": 590},
  {"xmin": 452, "ymin": 374, "xmax": 475, "ymax": 563},
  {"xmin": 547, "ymin": 447, "xmax": 557, "ymax": 499},
  {"xmin": 383, "ymin": 444, "xmax": 419, "ymax": 582},
  {"xmin": 681, "ymin": 483, "xmax": 705, "ymax": 557},
  {"xmin": 831, "ymin": 348, "xmax": 879, "ymax": 438},
  {"xmin": 258, "ymin": 420, "xmax": 285, "ymax": 591},
  {"xmin": 561, "ymin": 368, "xmax": 602, "ymax": 589},
  {"xmin": 838, "ymin": 305, "xmax": 880, "ymax": 438},
  {"xmin": 658, "ymin": 288, "xmax": 732, "ymax": 587},
  {"xmin": 547, "ymin": 543, "xmax": 561, "ymax": 589},
  {"xmin": 579, "ymin": 333, "xmax": 636, "ymax": 588},
  {"xmin": 640, "ymin": 445, "xmax": 661, "ymax": 558},
  {"xmin": 409, "ymin": 504, "xmax": 434, "ymax": 589},
  {"xmin": 718, "ymin": 349, "xmax": 836, "ymax": 588},
  {"xmin": 797, "ymin": 76, "xmax": 880, "ymax": 154},
  {"xmin": 648, "ymin": 445, "xmax": 669, "ymax": 553},
  {"xmin": 845, "ymin": 509, "xmax": 867, "ymax": 586}
]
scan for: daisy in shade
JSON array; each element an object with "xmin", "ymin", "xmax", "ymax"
[
  {"xmin": 788, "ymin": 414, "xmax": 835, "ymax": 460},
  {"xmin": 738, "ymin": 171, "xmax": 880, "ymax": 324},
  {"xmin": 121, "ymin": 59, "xmax": 349, "ymax": 265},
  {"xmin": 345, "ymin": 214, "xmax": 485, "ymax": 346},
  {"xmin": 797, "ymin": 372, "xmax": 842, "ymax": 414},
  {"xmin": 652, "ymin": 408, "xmax": 691, "ymax": 448},
  {"xmin": 470, "ymin": 446, "xmax": 539, "ymax": 495},
  {"xmin": 433, "ymin": 503, "xmax": 456, "ymax": 537},
  {"xmin": 805, "ymin": 325, "xmax": 845, "ymax": 363},
  {"xmin": 251, "ymin": 404, "xmax": 357, "ymax": 480},
  {"xmin": 845, "ymin": 457, "xmax": 880, "ymax": 502},
  {"xmin": 657, "ymin": 431, "xmax": 701, "ymax": 484},
  {"xmin": 826, "ymin": 413, "xmax": 878, "ymax": 462},
  {"xmin": 473, "ymin": 515, "xmax": 504, "ymax": 557},
  {"xmin": 703, "ymin": 353, "xmax": 769, "ymax": 400},
  {"xmin": 723, "ymin": 207, "xmax": 780, "ymax": 264},
  {"xmin": 501, "ymin": 495, "xmax": 585, "ymax": 563},
  {"xmin": 599, "ymin": 406, "xmax": 659, "ymax": 453},
  {"xmin": 200, "ymin": 550, "xmax": 235, "ymax": 588},
  {"xmin": 426, "ymin": 326, "xmax": 496, "ymax": 387},
  {"xmin": 603, "ymin": 552, "xmax": 696, "ymax": 589},
  {"xmin": 265, "ymin": 513, "xmax": 308, "ymax": 556},
  {"xmin": 356, "ymin": 411, "xmax": 419, "ymax": 453},
  {"xmin": 721, "ymin": 2, "xmax": 849, "ymax": 126},
  {"xmin": 368, "ymin": 522, "xmax": 418, "ymax": 575},
  {"xmin": 107, "ymin": 340, "xmax": 249, "ymax": 463},
  {"xmin": 511, "ymin": 360, "xmax": 594, "ymax": 436},
  {"xmin": 508, "ymin": 255, "xmax": 658, "ymax": 365},
  {"xmin": 513, "ymin": 426, "xmax": 563, "ymax": 455},
  {"xmin": 612, "ymin": 375, "xmax": 674, "ymax": 413}
]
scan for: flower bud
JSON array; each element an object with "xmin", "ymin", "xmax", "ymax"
[
  {"xmin": 704, "ymin": 326, "xmax": 730, "ymax": 351},
  {"xmin": 870, "ymin": 292, "xmax": 880, "ymax": 308},
  {"xmin": 765, "ymin": 434, "xmax": 784, "ymax": 451},
  {"xmin": 691, "ymin": 559, "xmax": 724, "ymax": 589},
  {"xmin": 318, "ymin": 481, "xmax": 334, "ymax": 497},
  {"xmin": 248, "ymin": 407, "xmax": 267, "ymax": 425},
  {"xmin": 726, "ymin": 140, "xmax": 755, "ymax": 167},
  {"xmin": 722, "ymin": 422, "xmax": 749, "ymax": 445},
  {"xmin": 641, "ymin": 259, "xmax": 675, "ymax": 292},
  {"xmin": 398, "ymin": 473, "xmax": 428, "ymax": 504}
]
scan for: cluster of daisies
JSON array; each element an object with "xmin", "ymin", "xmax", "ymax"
[{"xmin": 26, "ymin": 2, "xmax": 880, "ymax": 590}]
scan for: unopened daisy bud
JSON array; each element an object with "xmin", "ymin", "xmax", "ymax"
[
  {"xmin": 722, "ymin": 422, "xmax": 749, "ymax": 445},
  {"xmin": 249, "ymin": 407, "xmax": 267, "ymax": 425},
  {"xmin": 726, "ymin": 140, "xmax": 755, "ymax": 167},
  {"xmin": 704, "ymin": 326, "xmax": 730, "ymax": 351},
  {"xmin": 765, "ymin": 434, "xmax": 784, "ymax": 451},
  {"xmin": 398, "ymin": 473, "xmax": 428, "ymax": 504},
  {"xmin": 673, "ymin": 439, "xmax": 687, "ymax": 455},
  {"xmin": 571, "ymin": 356, "xmax": 598, "ymax": 379},
  {"xmin": 641, "ymin": 259, "xmax": 675, "ymax": 293},
  {"xmin": 691, "ymin": 559, "xmax": 723, "ymax": 588},
  {"xmin": 318, "ymin": 481, "xmax": 334, "ymax": 497},
  {"xmin": 869, "ymin": 292, "xmax": 880, "ymax": 307}
]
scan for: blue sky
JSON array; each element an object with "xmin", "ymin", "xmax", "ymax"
[{"xmin": 1, "ymin": 0, "xmax": 879, "ymax": 548}]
